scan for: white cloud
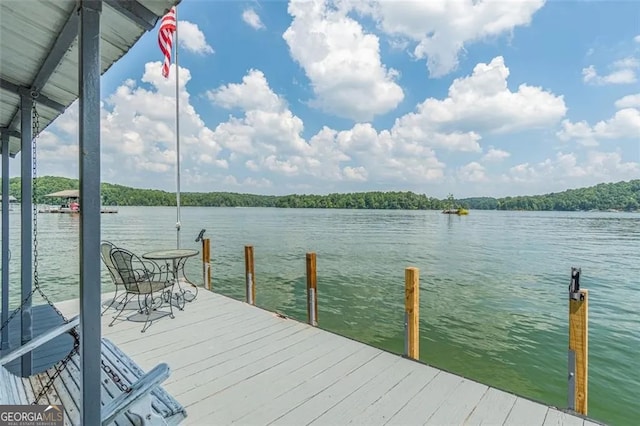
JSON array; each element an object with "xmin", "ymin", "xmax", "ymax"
[
  {"xmin": 242, "ymin": 8, "xmax": 265, "ymax": 30},
  {"xmin": 207, "ymin": 69, "xmax": 285, "ymax": 112},
  {"xmin": 458, "ymin": 162, "xmax": 487, "ymax": 182},
  {"xmin": 335, "ymin": 123, "xmax": 446, "ymax": 183},
  {"xmin": 31, "ymin": 57, "xmax": 636, "ymax": 197},
  {"xmin": 391, "ymin": 56, "xmax": 566, "ymax": 145},
  {"xmin": 207, "ymin": 70, "xmax": 445, "ymax": 185},
  {"xmin": 343, "ymin": 166, "xmax": 368, "ymax": 182},
  {"xmin": 178, "ymin": 21, "xmax": 214, "ymax": 55},
  {"xmin": 357, "ymin": 0, "xmax": 545, "ymax": 77},
  {"xmin": 482, "ymin": 148, "xmax": 511, "ymax": 162},
  {"xmin": 35, "ymin": 56, "xmax": 570, "ymax": 194},
  {"xmin": 615, "ymin": 93, "xmax": 640, "ymax": 109},
  {"xmin": 387, "ymin": 38, "xmax": 409, "ymax": 51},
  {"xmin": 283, "ymin": 0, "xmax": 404, "ymax": 121},
  {"xmin": 557, "ymin": 108, "xmax": 640, "ymax": 145},
  {"xmin": 506, "ymin": 151, "xmax": 639, "ymax": 187},
  {"xmin": 582, "ymin": 66, "xmax": 636, "ymax": 85},
  {"xmin": 205, "ymin": 59, "xmax": 565, "ymax": 187},
  {"xmin": 634, "ymin": 35, "xmax": 640, "ymax": 44},
  {"xmin": 223, "ymin": 175, "xmax": 272, "ymax": 188},
  {"xmin": 37, "ymin": 62, "xmax": 225, "ymax": 189},
  {"xmin": 613, "ymin": 57, "xmax": 640, "ymax": 69},
  {"xmin": 582, "ymin": 56, "xmax": 639, "ymax": 85}
]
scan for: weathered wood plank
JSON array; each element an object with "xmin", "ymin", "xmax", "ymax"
[
  {"xmin": 346, "ymin": 362, "xmax": 440, "ymax": 424},
  {"xmin": 463, "ymin": 386, "xmax": 517, "ymax": 425},
  {"xmin": 200, "ymin": 333, "xmax": 370, "ymax": 423},
  {"xmin": 56, "ymin": 354, "xmax": 81, "ymax": 424},
  {"xmin": 171, "ymin": 325, "xmax": 322, "ymax": 400},
  {"xmin": 103, "ymin": 297, "xmax": 241, "ymax": 344},
  {"xmin": 424, "ymin": 378, "xmax": 487, "ymax": 424},
  {"xmin": 504, "ymin": 397, "xmax": 550, "ymax": 425},
  {"xmin": 386, "ymin": 370, "xmax": 464, "ymax": 425},
  {"xmin": 184, "ymin": 330, "xmax": 351, "ymax": 424},
  {"xmin": 111, "ymin": 300, "xmax": 238, "ymax": 337},
  {"xmin": 140, "ymin": 319, "xmax": 303, "ymax": 378},
  {"xmin": 119, "ymin": 307, "xmax": 267, "ymax": 359},
  {"xmin": 309, "ymin": 356, "xmax": 409, "ymax": 424},
  {"xmin": 270, "ymin": 351, "xmax": 399, "ymax": 425},
  {"xmin": 544, "ymin": 408, "xmax": 585, "ymax": 426},
  {"xmin": 231, "ymin": 345, "xmax": 379, "ymax": 425},
  {"xmin": 201, "ymin": 332, "xmax": 350, "ymax": 423},
  {"xmin": 29, "ymin": 288, "xmax": 595, "ymax": 426}
]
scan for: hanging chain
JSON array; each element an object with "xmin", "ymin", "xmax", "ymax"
[
  {"xmin": 0, "ymin": 100, "xmax": 41, "ymax": 333},
  {"xmin": 32, "ymin": 336, "xmax": 80, "ymax": 404},
  {"xmin": 2, "ymin": 99, "xmax": 130, "ymax": 400},
  {"xmin": 30, "ymin": 101, "xmax": 73, "ymax": 324},
  {"xmin": 32, "ymin": 98, "xmax": 129, "ymax": 396},
  {"xmin": 102, "ymin": 359, "xmax": 132, "ymax": 393},
  {"xmin": 32, "ymin": 99, "xmax": 40, "ymax": 291},
  {"xmin": 27, "ymin": 99, "xmax": 81, "ymax": 404}
]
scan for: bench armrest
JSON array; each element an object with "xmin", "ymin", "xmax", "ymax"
[
  {"xmin": 101, "ymin": 363, "xmax": 171, "ymax": 425},
  {"xmin": 0, "ymin": 316, "xmax": 79, "ymax": 366}
]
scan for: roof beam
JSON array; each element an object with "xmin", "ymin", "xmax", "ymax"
[
  {"xmin": 0, "ymin": 78, "xmax": 66, "ymax": 113},
  {"xmin": 31, "ymin": 11, "xmax": 79, "ymax": 92},
  {"xmin": 0, "ymin": 128, "xmax": 20, "ymax": 139},
  {"xmin": 2, "ymin": 9, "xmax": 78, "ymax": 133},
  {"xmin": 104, "ymin": 0, "xmax": 158, "ymax": 31}
]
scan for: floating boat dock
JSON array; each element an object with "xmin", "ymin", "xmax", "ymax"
[
  {"xmin": 2, "ymin": 289, "xmax": 595, "ymax": 425},
  {"xmin": 37, "ymin": 206, "xmax": 118, "ymax": 214}
]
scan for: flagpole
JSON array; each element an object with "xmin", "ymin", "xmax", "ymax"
[{"xmin": 174, "ymin": 6, "xmax": 181, "ymax": 249}]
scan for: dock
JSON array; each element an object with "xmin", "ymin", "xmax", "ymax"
[{"xmin": 6, "ymin": 289, "xmax": 593, "ymax": 425}]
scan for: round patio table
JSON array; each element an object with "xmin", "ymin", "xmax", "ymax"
[{"xmin": 142, "ymin": 249, "xmax": 199, "ymax": 309}]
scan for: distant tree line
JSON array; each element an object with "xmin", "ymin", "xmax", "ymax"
[
  {"xmin": 487, "ymin": 180, "xmax": 639, "ymax": 211},
  {"xmin": 2, "ymin": 176, "xmax": 639, "ymax": 212}
]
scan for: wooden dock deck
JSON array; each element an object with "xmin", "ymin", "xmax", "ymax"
[{"xmin": 7, "ymin": 289, "xmax": 599, "ymax": 425}]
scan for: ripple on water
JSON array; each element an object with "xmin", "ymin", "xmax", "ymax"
[{"xmin": 3, "ymin": 208, "xmax": 638, "ymax": 425}]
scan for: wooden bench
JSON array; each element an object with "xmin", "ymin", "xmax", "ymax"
[{"xmin": 0, "ymin": 317, "xmax": 187, "ymax": 425}]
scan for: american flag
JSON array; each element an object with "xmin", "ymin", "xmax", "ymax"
[{"xmin": 158, "ymin": 7, "xmax": 177, "ymax": 78}]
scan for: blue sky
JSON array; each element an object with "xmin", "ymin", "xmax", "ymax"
[{"xmin": 34, "ymin": 0, "xmax": 640, "ymax": 198}]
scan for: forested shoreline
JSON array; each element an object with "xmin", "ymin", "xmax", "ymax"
[{"xmin": 3, "ymin": 176, "xmax": 639, "ymax": 212}]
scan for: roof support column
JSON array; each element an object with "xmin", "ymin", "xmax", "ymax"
[
  {"xmin": 19, "ymin": 93, "xmax": 33, "ymax": 376},
  {"xmin": 78, "ymin": 1, "xmax": 102, "ymax": 424},
  {"xmin": 1, "ymin": 132, "xmax": 10, "ymax": 351}
]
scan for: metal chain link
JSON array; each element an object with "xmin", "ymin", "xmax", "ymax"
[
  {"xmin": 32, "ymin": 333, "xmax": 80, "ymax": 404},
  {"xmin": 2, "ymin": 99, "xmax": 130, "ymax": 401},
  {"xmin": 102, "ymin": 359, "xmax": 132, "ymax": 393},
  {"xmin": 30, "ymin": 104, "xmax": 74, "ymax": 328},
  {"xmin": 28, "ymin": 101, "xmax": 95, "ymax": 404},
  {"xmin": 0, "ymin": 101, "xmax": 40, "ymax": 333},
  {"xmin": 32, "ymin": 102, "xmax": 39, "ymax": 291}
]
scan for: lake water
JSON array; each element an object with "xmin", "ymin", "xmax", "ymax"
[{"xmin": 2, "ymin": 207, "xmax": 639, "ymax": 425}]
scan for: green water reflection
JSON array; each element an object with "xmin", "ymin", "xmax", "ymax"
[{"xmin": 1, "ymin": 207, "xmax": 638, "ymax": 425}]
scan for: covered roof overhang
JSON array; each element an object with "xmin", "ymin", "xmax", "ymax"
[{"xmin": 0, "ymin": 0, "xmax": 180, "ymax": 157}]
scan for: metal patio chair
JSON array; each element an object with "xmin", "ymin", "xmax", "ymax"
[
  {"xmin": 100, "ymin": 240, "xmax": 128, "ymax": 314},
  {"xmin": 109, "ymin": 247, "xmax": 176, "ymax": 332}
]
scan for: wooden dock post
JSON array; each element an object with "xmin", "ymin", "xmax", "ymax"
[
  {"xmin": 404, "ymin": 267, "xmax": 419, "ymax": 360},
  {"xmin": 306, "ymin": 252, "xmax": 318, "ymax": 326},
  {"xmin": 245, "ymin": 245, "xmax": 255, "ymax": 305},
  {"xmin": 568, "ymin": 267, "xmax": 588, "ymax": 415},
  {"xmin": 202, "ymin": 238, "xmax": 211, "ymax": 290},
  {"xmin": 196, "ymin": 229, "xmax": 211, "ymax": 290}
]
